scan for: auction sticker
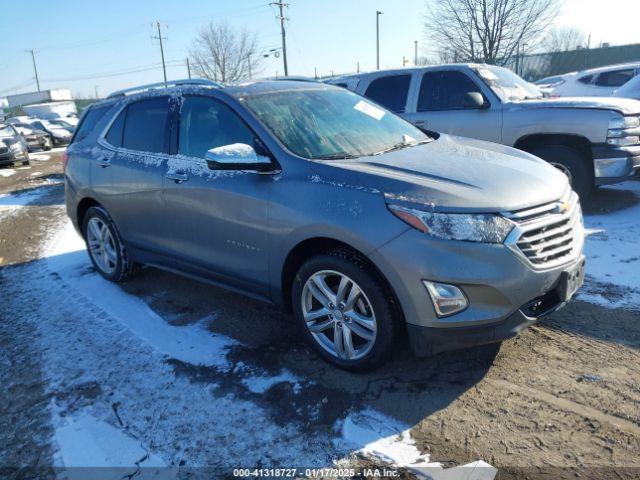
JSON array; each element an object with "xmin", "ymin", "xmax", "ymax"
[{"xmin": 354, "ymin": 100, "xmax": 385, "ymax": 120}]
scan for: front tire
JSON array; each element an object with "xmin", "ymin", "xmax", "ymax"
[
  {"xmin": 292, "ymin": 250, "xmax": 397, "ymax": 371},
  {"xmin": 530, "ymin": 145, "xmax": 593, "ymax": 200},
  {"xmin": 82, "ymin": 206, "xmax": 139, "ymax": 282}
]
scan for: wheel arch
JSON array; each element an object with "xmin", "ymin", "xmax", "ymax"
[
  {"xmin": 76, "ymin": 197, "xmax": 102, "ymax": 231},
  {"xmin": 514, "ymin": 133, "xmax": 593, "ymax": 165}
]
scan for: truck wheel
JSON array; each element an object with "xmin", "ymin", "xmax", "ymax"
[
  {"xmin": 530, "ymin": 145, "xmax": 592, "ymax": 200},
  {"xmin": 82, "ymin": 206, "xmax": 140, "ymax": 282},
  {"xmin": 292, "ymin": 249, "xmax": 397, "ymax": 372}
]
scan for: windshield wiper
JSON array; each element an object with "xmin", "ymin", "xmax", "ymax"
[
  {"xmin": 370, "ymin": 139, "xmax": 431, "ymax": 156},
  {"xmin": 311, "ymin": 152, "xmax": 359, "ymax": 160}
]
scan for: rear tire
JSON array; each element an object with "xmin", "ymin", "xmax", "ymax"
[
  {"xmin": 530, "ymin": 145, "xmax": 593, "ymax": 200},
  {"xmin": 292, "ymin": 249, "xmax": 397, "ymax": 372},
  {"xmin": 82, "ymin": 206, "xmax": 139, "ymax": 282}
]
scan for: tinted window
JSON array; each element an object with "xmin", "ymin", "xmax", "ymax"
[
  {"xmin": 105, "ymin": 108, "xmax": 126, "ymax": 147},
  {"xmin": 418, "ymin": 71, "xmax": 482, "ymax": 111},
  {"xmin": 334, "ymin": 82, "xmax": 348, "ymax": 88},
  {"xmin": 178, "ymin": 96, "xmax": 255, "ymax": 159},
  {"xmin": 122, "ymin": 97, "xmax": 170, "ymax": 153},
  {"xmin": 73, "ymin": 104, "xmax": 110, "ymax": 143},
  {"xmin": 577, "ymin": 75, "xmax": 593, "ymax": 84},
  {"xmin": 595, "ymin": 69, "xmax": 634, "ymax": 87},
  {"xmin": 364, "ymin": 75, "xmax": 411, "ymax": 113}
]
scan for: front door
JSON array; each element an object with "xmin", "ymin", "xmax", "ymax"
[
  {"xmin": 160, "ymin": 94, "xmax": 273, "ymax": 296},
  {"xmin": 404, "ymin": 70, "xmax": 503, "ymax": 143}
]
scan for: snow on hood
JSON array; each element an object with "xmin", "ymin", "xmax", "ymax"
[
  {"xmin": 321, "ymin": 134, "xmax": 569, "ymax": 212},
  {"xmin": 511, "ymin": 96, "xmax": 640, "ymax": 115}
]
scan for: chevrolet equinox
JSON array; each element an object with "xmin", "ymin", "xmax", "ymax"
[{"xmin": 64, "ymin": 79, "xmax": 585, "ymax": 371}]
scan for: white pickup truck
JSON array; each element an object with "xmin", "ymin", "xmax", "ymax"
[{"xmin": 327, "ymin": 64, "xmax": 640, "ymax": 198}]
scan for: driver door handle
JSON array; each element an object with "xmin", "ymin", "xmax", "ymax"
[
  {"xmin": 166, "ymin": 170, "xmax": 188, "ymax": 183},
  {"xmin": 97, "ymin": 158, "xmax": 111, "ymax": 168}
]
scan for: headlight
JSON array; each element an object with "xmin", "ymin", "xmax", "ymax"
[
  {"xmin": 607, "ymin": 116, "xmax": 640, "ymax": 147},
  {"xmin": 608, "ymin": 116, "xmax": 640, "ymax": 130},
  {"xmin": 388, "ymin": 204, "xmax": 514, "ymax": 243},
  {"xmin": 607, "ymin": 136, "xmax": 640, "ymax": 147}
]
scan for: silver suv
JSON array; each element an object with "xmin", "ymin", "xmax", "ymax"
[
  {"xmin": 328, "ymin": 64, "xmax": 640, "ymax": 199},
  {"xmin": 65, "ymin": 79, "xmax": 585, "ymax": 371}
]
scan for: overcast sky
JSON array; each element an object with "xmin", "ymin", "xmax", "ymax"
[{"xmin": 1, "ymin": 0, "xmax": 639, "ymax": 99}]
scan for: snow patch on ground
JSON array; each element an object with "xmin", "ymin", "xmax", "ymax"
[
  {"xmin": 53, "ymin": 412, "xmax": 164, "ymax": 469},
  {"xmin": 0, "ymin": 168, "xmax": 16, "ymax": 177},
  {"xmin": 0, "ymin": 184, "xmax": 53, "ymax": 217},
  {"xmin": 46, "ymin": 222, "xmax": 238, "ymax": 368},
  {"xmin": 580, "ymin": 181, "xmax": 640, "ymax": 310},
  {"xmin": 29, "ymin": 154, "xmax": 51, "ymax": 161},
  {"xmin": 337, "ymin": 409, "xmax": 496, "ymax": 479},
  {"xmin": 241, "ymin": 369, "xmax": 302, "ymax": 394}
]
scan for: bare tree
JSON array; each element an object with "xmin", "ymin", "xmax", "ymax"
[
  {"xmin": 424, "ymin": 0, "xmax": 560, "ymax": 65},
  {"xmin": 189, "ymin": 22, "xmax": 262, "ymax": 83},
  {"xmin": 542, "ymin": 27, "xmax": 586, "ymax": 52}
]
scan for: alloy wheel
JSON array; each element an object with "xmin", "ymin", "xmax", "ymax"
[
  {"xmin": 301, "ymin": 270, "xmax": 377, "ymax": 361},
  {"xmin": 86, "ymin": 217, "xmax": 118, "ymax": 275}
]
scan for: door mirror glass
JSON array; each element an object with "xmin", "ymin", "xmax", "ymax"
[
  {"xmin": 205, "ymin": 143, "xmax": 273, "ymax": 172},
  {"xmin": 463, "ymin": 92, "xmax": 487, "ymax": 109}
]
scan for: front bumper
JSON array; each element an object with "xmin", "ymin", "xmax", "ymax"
[
  {"xmin": 0, "ymin": 150, "xmax": 28, "ymax": 166},
  {"xmin": 369, "ymin": 228, "xmax": 585, "ymax": 356},
  {"xmin": 592, "ymin": 145, "xmax": 640, "ymax": 185}
]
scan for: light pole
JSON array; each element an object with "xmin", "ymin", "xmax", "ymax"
[
  {"xmin": 376, "ymin": 10, "xmax": 383, "ymax": 70},
  {"xmin": 414, "ymin": 40, "xmax": 418, "ymax": 65}
]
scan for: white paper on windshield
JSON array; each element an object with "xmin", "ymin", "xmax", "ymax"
[{"xmin": 354, "ymin": 100, "xmax": 385, "ymax": 120}]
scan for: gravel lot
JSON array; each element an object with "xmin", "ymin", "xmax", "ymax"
[{"xmin": 1, "ymin": 152, "xmax": 639, "ymax": 479}]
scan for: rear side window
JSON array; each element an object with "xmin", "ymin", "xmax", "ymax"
[
  {"xmin": 178, "ymin": 96, "xmax": 255, "ymax": 159},
  {"xmin": 73, "ymin": 104, "xmax": 110, "ymax": 143},
  {"xmin": 364, "ymin": 75, "xmax": 411, "ymax": 113},
  {"xmin": 595, "ymin": 69, "xmax": 635, "ymax": 87},
  {"xmin": 418, "ymin": 71, "xmax": 482, "ymax": 111},
  {"xmin": 121, "ymin": 97, "xmax": 170, "ymax": 153}
]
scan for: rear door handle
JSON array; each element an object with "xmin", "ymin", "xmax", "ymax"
[
  {"xmin": 166, "ymin": 170, "xmax": 188, "ymax": 183},
  {"xmin": 98, "ymin": 158, "xmax": 111, "ymax": 168}
]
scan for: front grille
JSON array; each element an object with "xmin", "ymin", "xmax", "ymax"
[{"xmin": 503, "ymin": 191, "xmax": 584, "ymax": 269}]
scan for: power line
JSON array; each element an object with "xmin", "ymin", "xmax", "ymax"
[{"xmin": 270, "ymin": 1, "xmax": 289, "ymax": 76}]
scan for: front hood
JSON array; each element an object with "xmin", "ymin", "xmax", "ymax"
[
  {"xmin": 324, "ymin": 135, "xmax": 569, "ymax": 212},
  {"xmin": 510, "ymin": 96, "xmax": 640, "ymax": 115}
]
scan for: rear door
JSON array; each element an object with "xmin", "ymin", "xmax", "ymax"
[
  {"xmin": 404, "ymin": 69, "xmax": 502, "ymax": 142},
  {"xmin": 91, "ymin": 96, "xmax": 171, "ymax": 252},
  {"xmin": 160, "ymin": 94, "xmax": 273, "ymax": 296}
]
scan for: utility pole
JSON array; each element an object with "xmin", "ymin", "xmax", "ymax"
[
  {"xmin": 186, "ymin": 58, "xmax": 191, "ymax": 79},
  {"xmin": 94, "ymin": 85, "xmax": 99, "ymax": 99},
  {"xmin": 152, "ymin": 21, "xmax": 168, "ymax": 84},
  {"xmin": 270, "ymin": 1, "xmax": 289, "ymax": 76},
  {"xmin": 414, "ymin": 40, "xmax": 418, "ymax": 65},
  {"xmin": 376, "ymin": 11, "xmax": 383, "ymax": 70},
  {"xmin": 27, "ymin": 49, "xmax": 40, "ymax": 92}
]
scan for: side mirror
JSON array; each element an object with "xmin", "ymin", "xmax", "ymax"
[
  {"xmin": 205, "ymin": 143, "xmax": 275, "ymax": 172},
  {"xmin": 463, "ymin": 92, "xmax": 489, "ymax": 109}
]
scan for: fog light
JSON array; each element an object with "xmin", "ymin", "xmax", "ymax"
[{"xmin": 423, "ymin": 281, "xmax": 468, "ymax": 317}]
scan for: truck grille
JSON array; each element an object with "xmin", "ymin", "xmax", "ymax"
[{"xmin": 503, "ymin": 191, "xmax": 584, "ymax": 269}]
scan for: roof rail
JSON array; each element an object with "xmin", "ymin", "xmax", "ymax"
[{"xmin": 107, "ymin": 79, "xmax": 222, "ymax": 99}]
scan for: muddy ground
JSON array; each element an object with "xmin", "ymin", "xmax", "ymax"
[{"xmin": 1, "ymin": 153, "xmax": 639, "ymax": 480}]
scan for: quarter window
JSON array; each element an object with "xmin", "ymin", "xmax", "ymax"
[
  {"xmin": 73, "ymin": 105, "xmax": 110, "ymax": 143},
  {"xmin": 364, "ymin": 75, "xmax": 411, "ymax": 113},
  {"xmin": 418, "ymin": 71, "xmax": 482, "ymax": 111},
  {"xmin": 105, "ymin": 108, "xmax": 125, "ymax": 147},
  {"xmin": 121, "ymin": 97, "xmax": 170, "ymax": 153},
  {"xmin": 178, "ymin": 96, "xmax": 255, "ymax": 159},
  {"xmin": 577, "ymin": 75, "xmax": 593, "ymax": 84}
]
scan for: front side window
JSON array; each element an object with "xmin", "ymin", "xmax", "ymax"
[
  {"xmin": 242, "ymin": 86, "xmax": 430, "ymax": 159},
  {"xmin": 364, "ymin": 75, "xmax": 411, "ymax": 113},
  {"xmin": 121, "ymin": 97, "xmax": 170, "ymax": 153},
  {"xmin": 595, "ymin": 69, "xmax": 635, "ymax": 87},
  {"xmin": 418, "ymin": 71, "xmax": 483, "ymax": 111},
  {"xmin": 178, "ymin": 96, "xmax": 255, "ymax": 159}
]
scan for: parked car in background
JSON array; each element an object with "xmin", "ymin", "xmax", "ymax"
[
  {"xmin": 0, "ymin": 123, "xmax": 30, "ymax": 166},
  {"xmin": 613, "ymin": 74, "xmax": 640, "ymax": 100},
  {"xmin": 48, "ymin": 118, "xmax": 75, "ymax": 133},
  {"xmin": 539, "ymin": 63, "xmax": 640, "ymax": 97},
  {"xmin": 27, "ymin": 119, "xmax": 72, "ymax": 146},
  {"xmin": 64, "ymin": 79, "xmax": 585, "ymax": 370},
  {"xmin": 12, "ymin": 123, "xmax": 53, "ymax": 151},
  {"xmin": 327, "ymin": 64, "xmax": 640, "ymax": 198}
]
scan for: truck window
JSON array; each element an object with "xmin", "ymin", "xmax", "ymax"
[
  {"xmin": 595, "ymin": 69, "xmax": 635, "ymax": 87},
  {"xmin": 418, "ymin": 71, "xmax": 482, "ymax": 111},
  {"xmin": 364, "ymin": 75, "xmax": 411, "ymax": 113}
]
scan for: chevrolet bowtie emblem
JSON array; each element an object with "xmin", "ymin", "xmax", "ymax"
[{"xmin": 557, "ymin": 200, "xmax": 570, "ymax": 213}]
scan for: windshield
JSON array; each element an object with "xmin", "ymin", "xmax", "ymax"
[
  {"xmin": 0, "ymin": 125, "xmax": 15, "ymax": 138},
  {"xmin": 475, "ymin": 65, "xmax": 543, "ymax": 102},
  {"xmin": 241, "ymin": 86, "xmax": 430, "ymax": 159},
  {"xmin": 614, "ymin": 74, "xmax": 640, "ymax": 98}
]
